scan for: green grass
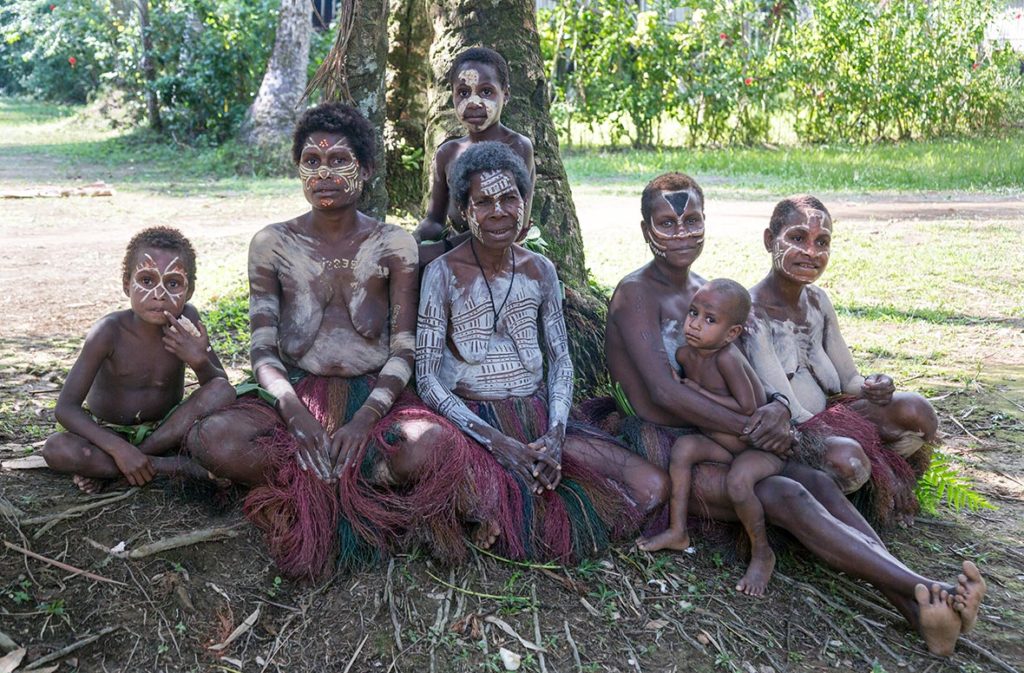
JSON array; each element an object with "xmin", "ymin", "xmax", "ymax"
[{"xmin": 562, "ymin": 133, "xmax": 1024, "ymax": 194}]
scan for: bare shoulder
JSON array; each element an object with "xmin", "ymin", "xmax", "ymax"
[
  {"xmin": 504, "ymin": 129, "xmax": 534, "ymax": 159},
  {"xmin": 805, "ymin": 284, "xmax": 837, "ymax": 312},
  {"xmin": 86, "ymin": 311, "xmax": 129, "ymax": 346},
  {"xmin": 250, "ymin": 219, "xmax": 294, "ymax": 251},
  {"xmin": 516, "ymin": 246, "xmax": 557, "ymax": 278},
  {"xmin": 374, "ymin": 221, "xmax": 418, "ymax": 262},
  {"xmin": 435, "ymin": 137, "xmax": 467, "ymax": 165}
]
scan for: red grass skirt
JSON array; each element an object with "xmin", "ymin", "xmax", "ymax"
[{"xmin": 237, "ymin": 377, "xmax": 640, "ymax": 578}]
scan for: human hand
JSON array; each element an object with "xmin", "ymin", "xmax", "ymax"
[
  {"xmin": 741, "ymin": 401, "xmax": 793, "ymax": 457},
  {"xmin": 162, "ymin": 312, "xmax": 212, "ymax": 368},
  {"xmin": 110, "ymin": 442, "xmax": 156, "ymax": 486},
  {"xmin": 527, "ymin": 423, "xmax": 565, "ymax": 492},
  {"xmin": 330, "ymin": 408, "xmax": 377, "ymax": 478},
  {"xmin": 490, "ymin": 433, "xmax": 543, "ymax": 494},
  {"xmin": 284, "ymin": 405, "xmax": 333, "ymax": 481},
  {"xmin": 861, "ymin": 374, "xmax": 894, "ymax": 406}
]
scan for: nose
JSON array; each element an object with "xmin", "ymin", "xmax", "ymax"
[{"xmin": 317, "ymin": 166, "xmax": 331, "ymax": 179}]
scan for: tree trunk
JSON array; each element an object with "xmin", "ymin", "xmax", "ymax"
[
  {"xmin": 424, "ymin": 0, "xmax": 607, "ymax": 394},
  {"xmin": 136, "ymin": 0, "xmax": 162, "ymax": 132},
  {"xmin": 385, "ymin": 0, "xmax": 432, "ymax": 215},
  {"xmin": 241, "ymin": 0, "xmax": 311, "ymax": 164},
  {"xmin": 346, "ymin": 0, "xmax": 390, "ymax": 220}
]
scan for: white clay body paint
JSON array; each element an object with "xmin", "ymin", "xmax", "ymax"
[
  {"xmin": 455, "ymin": 68, "xmax": 500, "ymax": 132},
  {"xmin": 131, "ymin": 254, "xmax": 188, "ymax": 306},
  {"xmin": 772, "ymin": 208, "xmax": 831, "ymax": 279},
  {"xmin": 467, "ymin": 170, "xmax": 525, "ymax": 239}
]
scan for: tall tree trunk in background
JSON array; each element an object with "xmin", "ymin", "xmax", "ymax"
[
  {"xmin": 241, "ymin": 0, "xmax": 311, "ymax": 164},
  {"xmin": 425, "ymin": 0, "xmax": 608, "ymax": 394},
  {"xmin": 385, "ymin": 0, "xmax": 431, "ymax": 214},
  {"xmin": 136, "ymin": 0, "xmax": 162, "ymax": 132},
  {"xmin": 308, "ymin": 0, "xmax": 390, "ymax": 219},
  {"xmin": 346, "ymin": 0, "xmax": 390, "ymax": 219}
]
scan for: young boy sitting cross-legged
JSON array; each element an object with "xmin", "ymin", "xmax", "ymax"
[
  {"xmin": 637, "ymin": 279, "xmax": 785, "ymax": 597},
  {"xmin": 42, "ymin": 226, "xmax": 235, "ymax": 493}
]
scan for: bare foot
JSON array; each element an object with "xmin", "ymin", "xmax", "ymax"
[
  {"xmin": 470, "ymin": 520, "xmax": 500, "ymax": 550},
  {"xmin": 636, "ymin": 528, "xmax": 690, "ymax": 553},
  {"xmin": 736, "ymin": 548, "xmax": 775, "ymax": 597},
  {"xmin": 951, "ymin": 560, "xmax": 986, "ymax": 633},
  {"xmin": 72, "ymin": 475, "xmax": 106, "ymax": 494},
  {"xmin": 915, "ymin": 583, "xmax": 960, "ymax": 656}
]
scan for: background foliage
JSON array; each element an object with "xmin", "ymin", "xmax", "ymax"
[{"xmin": 540, "ymin": 0, "xmax": 1024, "ymax": 147}]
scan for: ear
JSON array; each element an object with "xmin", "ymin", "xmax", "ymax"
[
  {"xmin": 503, "ymin": 86, "xmax": 510, "ymax": 104},
  {"xmin": 123, "ymin": 278, "xmax": 131, "ymax": 297},
  {"xmin": 724, "ymin": 324, "xmax": 744, "ymax": 344},
  {"xmin": 763, "ymin": 228, "xmax": 774, "ymax": 252}
]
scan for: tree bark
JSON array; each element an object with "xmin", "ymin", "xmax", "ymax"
[
  {"xmin": 424, "ymin": 0, "xmax": 607, "ymax": 394},
  {"xmin": 385, "ymin": 0, "xmax": 432, "ymax": 215},
  {"xmin": 241, "ymin": 0, "xmax": 311, "ymax": 161},
  {"xmin": 346, "ymin": 0, "xmax": 390, "ymax": 220}
]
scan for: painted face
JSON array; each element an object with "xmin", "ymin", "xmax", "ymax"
[
  {"xmin": 684, "ymin": 287, "xmax": 742, "ymax": 350},
  {"xmin": 126, "ymin": 247, "xmax": 190, "ymax": 324},
  {"xmin": 453, "ymin": 62, "xmax": 506, "ymax": 133},
  {"xmin": 770, "ymin": 208, "xmax": 832, "ymax": 283},
  {"xmin": 464, "ymin": 169, "xmax": 524, "ymax": 248},
  {"xmin": 644, "ymin": 189, "xmax": 705, "ymax": 266},
  {"xmin": 297, "ymin": 132, "xmax": 365, "ymax": 209}
]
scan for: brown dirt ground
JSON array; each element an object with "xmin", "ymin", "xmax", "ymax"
[{"xmin": 2, "ymin": 181, "xmax": 1023, "ymax": 672}]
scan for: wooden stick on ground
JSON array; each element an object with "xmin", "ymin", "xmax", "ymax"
[
  {"xmin": 87, "ymin": 525, "xmax": 241, "ymax": 560},
  {"xmin": 3, "ymin": 541, "xmax": 126, "ymax": 587},
  {"xmin": 22, "ymin": 626, "xmax": 119, "ymax": 671},
  {"xmin": 23, "ymin": 488, "xmax": 139, "ymax": 540}
]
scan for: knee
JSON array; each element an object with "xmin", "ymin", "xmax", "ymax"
[
  {"xmin": 185, "ymin": 413, "xmax": 230, "ymax": 468},
  {"xmin": 387, "ymin": 420, "xmax": 442, "ymax": 484},
  {"xmin": 42, "ymin": 433, "xmax": 80, "ymax": 472},
  {"xmin": 195, "ymin": 377, "xmax": 237, "ymax": 411},
  {"xmin": 892, "ymin": 392, "xmax": 939, "ymax": 440},
  {"xmin": 639, "ymin": 467, "xmax": 671, "ymax": 513},
  {"xmin": 725, "ymin": 470, "xmax": 755, "ymax": 504},
  {"xmin": 824, "ymin": 437, "xmax": 871, "ymax": 494}
]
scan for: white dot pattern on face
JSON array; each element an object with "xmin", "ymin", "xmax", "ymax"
[
  {"xmin": 131, "ymin": 253, "xmax": 188, "ymax": 305},
  {"xmin": 297, "ymin": 138, "xmax": 363, "ymax": 195}
]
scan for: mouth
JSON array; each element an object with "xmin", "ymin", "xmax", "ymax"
[
  {"xmin": 794, "ymin": 261, "xmax": 820, "ymax": 271},
  {"xmin": 684, "ymin": 331, "xmax": 701, "ymax": 343}
]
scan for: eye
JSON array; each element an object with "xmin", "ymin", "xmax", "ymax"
[
  {"xmin": 481, "ymin": 87, "xmax": 494, "ymax": 96},
  {"xmin": 457, "ymin": 87, "xmax": 469, "ymax": 97},
  {"xmin": 705, "ymin": 316, "xmax": 716, "ymax": 324},
  {"xmin": 305, "ymin": 156, "xmax": 319, "ymax": 166},
  {"xmin": 688, "ymin": 308, "xmax": 698, "ymax": 317},
  {"xmin": 166, "ymin": 279, "xmax": 180, "ymax": 289}
]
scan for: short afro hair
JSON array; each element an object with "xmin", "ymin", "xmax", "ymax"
[
  {"xmin": 449, "ymin": 47, "xmax": 511, "ymax": 89},
  {"xmin": 448, "ymin": 141, "xmax": 530, "ymax": 213},
  {"xmin": 290, "ymin": 102, "xmax": 376, "ymax": 172},
  {"xmin": 641, "ymin": 172, "xmax": 705, "ymax": 224},
  {"xmin": 698, "ymin": 278, "xmax": 751, "ymax": 326},
  {"xmin": 122, "ymin": 226, "xmax": 197, "ymax": 289},
  {"xmin": 769, "ymin": 194, "xmax": 831, "ymax": 236}
]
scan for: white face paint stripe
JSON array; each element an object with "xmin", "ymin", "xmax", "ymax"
[
  {"xmin": 297, "ymin": 138, "xmax": 363, "ymax": 194},
  {"xmin": 131, "ymin": 253, "xmax": 188, "ymax": 304}
]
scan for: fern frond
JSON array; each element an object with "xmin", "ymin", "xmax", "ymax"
[{"xmin": 915, "ymin": 450, "xmax": 995, "ymax": 516}]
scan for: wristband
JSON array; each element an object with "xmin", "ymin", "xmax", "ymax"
[{"xmin": 768, "ymin": 392, "xmax": 792, "ymax": 416}]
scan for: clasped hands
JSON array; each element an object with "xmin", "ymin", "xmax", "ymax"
[
  {"xmin": 288, "ymin": 405, "xmax": 376, "ymax": 482},
  {"xmin": 861, "ymin": 373, "xmax": 895, "ymax": 406},
  {"xmin": 490, "ymin": 424, "xmax": 565, "ymax": 495}
]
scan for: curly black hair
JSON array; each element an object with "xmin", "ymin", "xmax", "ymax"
[
  {"xmin": 700, "ymin": 278, "xmax": 752, "ymax": 326},
  {"xmin": 122, "ymin": 226, "xmax": 197, "ymax": 289},
  {"xmin": 768, "ymin": 195, "xmax": 831, "ymax": 235},
  {"xmin": 290, "ymin": 102, "xmax": 376, "ymax": 171},
  {"xmin": 447, "ymin": 141, "xmax": 530, "ymax": 213},
  {"xmin": 640, "ymin": 172, "xmax": 705, "ymax": 224},
  {"xmin": 448, "ymin": 47, "xmax": 510, "ymax": 89}
]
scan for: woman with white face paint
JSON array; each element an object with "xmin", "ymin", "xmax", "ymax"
[
  {"xmin": 416, "ymin": 141, "xmax": 668, "ymax": 560},
  {"xmin": 743, "ymin": 195, "xmax": 940, "ymax": 513},
  {"xmin": 186, "ymin": 103, "xmax": 476, "ymax": 578}
]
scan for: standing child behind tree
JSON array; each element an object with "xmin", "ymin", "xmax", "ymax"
[
  {"xmin": 43, "ymin": 226, "xmax": 235, "ymax": 493},
  {"xmin": 637, "ymin": 279, "xmax": 794, "ymax": 597},
  {"xmin": 413, "ymin": 47, "xmax": 535, "ymax": 267}
]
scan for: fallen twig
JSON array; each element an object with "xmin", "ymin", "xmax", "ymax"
[
  {"xmin": 958, "ymin": 637, "xmax": 1020, "ymax": 673},
  {"xmin": 342, "ymin": 634, "xmax": 369, "ymax": 673},
  {"xmin": 483, "ymin": 616, "xmax": 546, "ymax": 652},
  {"xmin": 3, "ymin": 541, "xmax": 126, "ymax": 586},
  {"xmin": 23, "ymin": 488, "xmax": 139, "ymax": 540},
  {"xmin": 563, "ymin": 621, "xmax": 582, "ymax": 673},
  {"xmin": 23, "ymin": 626, "xmax": 118, "ymax": 671},
  {"xmin": 90, "ymin": 525, "xmax": 240, "ymax": 559},
  {"xmin": 854, "ymin": 616, "xmax": 905, "ymax": 665},
  {"xmin": 208, "ymin": 607, "xmax": 260, "ymax": 652},
  {"xmin": 531, "ymin": 585, "xmax": 548, "ymax": 673}
]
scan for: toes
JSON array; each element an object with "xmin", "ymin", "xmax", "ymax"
[{"xmin": 914, "ymin": 583, "xmax": 930, "ymax": 605}]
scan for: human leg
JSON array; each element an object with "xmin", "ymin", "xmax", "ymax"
[
  {"xmin": 562, "ymin": 433, "xmax": 670, "ymax": 517},
  {"xmin": 637, "ymin": 435, "xmax": 730, "ymax": 552},
  {"xmin": 139, "ymin": 377, "xmax": 236, "ymax": 454},
  {"xmin": 185, "ymin": 403, "xmax": 280, "ymax": 486},
  {"xmin": 726, "ymin": 450, "xmax": 783, "ymax": 596},
  {"xmin": 819, "ymin": 435, "xmax": 871, "ymax": 493},
  {"xmin": 851, "ymin": 392, "xmax": 939, "ymax": 457},
  {"xmin": 781, "ymin": 461, "xmax": 883, "ymax": 544}
]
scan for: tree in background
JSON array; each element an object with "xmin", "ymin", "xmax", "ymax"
[{"xmin": 241, "ymin": 0, "xmax": 312, "ymax": 162}]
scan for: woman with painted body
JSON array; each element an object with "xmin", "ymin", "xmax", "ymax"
[
  {"xmin": 602, "ymin": 173, "xmax": 984, "ymax": 656},
  {"xmin": 187, "ymin": 103, "xmax": 467, "ymax": 578},
  {"xmin": 416, "ymin": 141, "xmax": 667, "ymax": 560},
  {"xmin": 742, "ymin": 195, "xmax": 939, "ymax": 490}
]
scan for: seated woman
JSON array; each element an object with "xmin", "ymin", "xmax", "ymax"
[
  {"xmin": 416, "ymin": 141, "xmax": 667, "ymax": 561},
  {"xmin": 602, "ymin": 174, "xmax": 982, "ymax": 656},
  {"xmin": 186, "ymin": 103, "xmax": 470, "ymax": 578},
  {"xmin": 743, "ymin": 195, "xmax": 939, "ymax": 522}
]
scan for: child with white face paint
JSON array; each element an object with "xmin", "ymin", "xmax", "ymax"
[
  {"xmin": 42, "ymin": 226, "xmax": 235, "ymax": 494},
  {"xmin": 413, "ymin": 47, "xmax": 536, "ymax": 269}
]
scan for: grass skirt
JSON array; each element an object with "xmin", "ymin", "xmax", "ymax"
[{"xmin": 237, "ymin": 377, "xmax": 640, "ymax": 578}]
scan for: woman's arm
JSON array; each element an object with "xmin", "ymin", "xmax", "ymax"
[
  {"xmin": 412, "ymin": 147, "xmax": 452, "ymax": 243},
  {"xmin": 538, "ymin": 259, "xmax": 572, "ymax": 433},
  {"xmin": 248, "ymin": 227, "xmax": 332, "ymax": 479}
]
